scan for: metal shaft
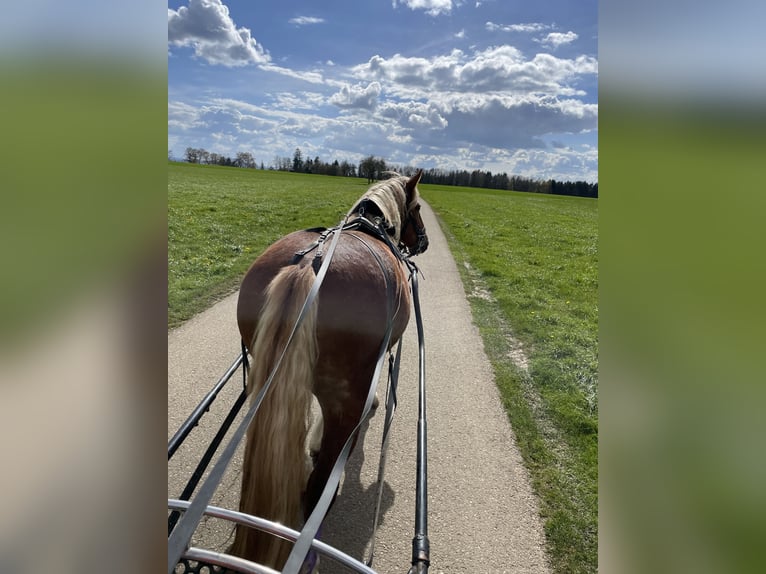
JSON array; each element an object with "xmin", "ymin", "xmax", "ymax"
[{"xmin": 410, "ymin": 269, "xmax": 430, "ymax": 573}]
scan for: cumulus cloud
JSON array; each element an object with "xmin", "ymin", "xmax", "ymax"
[
  {"xmin": 539, "ymin": 31, "xmax": 579, "ymax": 49},
  {"xmin": 329, "ymin": 82, "xmax": 382, "ymax": 109},
  {"xmin": 288, "ymin": 16, "xmax": 325, "ymax": 26},
  {"xmin": 393, "ymin": 0, "xmax": 453, "ymax": 17},
  {"xmin": 439, "ymin": 94, "xmax": 597, "ymax": 149},
  {"xmin": 379, "ymin": 100, "xmax": 449, "ymax": 130},
  {"xmin": 168, "ymin": 0, "xmax": 269, "ymax": 66},
  {"xmin": 352, "ymin": 46, "xmax": 597, "ymax": 96}
]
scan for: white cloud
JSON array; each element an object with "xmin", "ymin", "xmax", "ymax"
[
  {"xmin": 352, "ymin": 46, "xmax": 597, "ymax": 96},
  {"xmin": 378, "ymin": 100, "xmax": 449, "ymax": 130},
  {"xmin": 486, "ymin": 22, "xmax": 551, "ymax": 33},
  {"xmin": 329, "ymin": 82, "xmax": 382, "ymax": 109},
  {"xmin": 393, "ymin": 0, "xmax": 453, "ymax": 17},
  {"xmin": 288, "ymin": 16, "xmax": 325, "ymax": 26},
  {"xmin": 168, "ymin": 0, "xmax": 269, "ymax": 66},
  {"xmin": 539, "ymin": 31, "xmax": 579, "ymax": 49},
  {"xmin": 438, "ymin": 94, "xmax": 597, "ymax": 149},
  {"xmin": 168, "ymin": 101, "xmax": 206, "ymax": 131},
  {"xmin": 259, "ymin": 63, "xmax": 326, "ymax": 84},
  {"xmin": 455, "ymin": 29, "xmax": 465, "ymax": 39},
  {"xmin": 170, "ymin": 89, "xmax": 597, "ymax": 180},
  {"xmin": 273, "ymin": 92, "xmax": 327, "ymax": 111}
]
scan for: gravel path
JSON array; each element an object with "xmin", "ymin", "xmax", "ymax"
[{"xmin": 168, "ymin": 201, "xmax": 552, "ymax": 574}]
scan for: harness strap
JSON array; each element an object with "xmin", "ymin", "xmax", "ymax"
[
  {"xmin": 291, "ymin": 218, "xmax": 407, "ymax": 270},
  {"xmin": 291, "ymin": 227, "xmax": 330, "ymax": 265},
  {"xmin": 366, "ymin": 337, "xmax": 402, "ymax": 567}
]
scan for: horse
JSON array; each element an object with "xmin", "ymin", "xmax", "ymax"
[{"xmin": 230, "ymin": 171, "xmax": 428, "ymax": 571}]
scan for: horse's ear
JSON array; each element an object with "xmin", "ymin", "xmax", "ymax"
[{"xmin": 405, "ymin": 170, "xmax": 423, "ymax": 201}]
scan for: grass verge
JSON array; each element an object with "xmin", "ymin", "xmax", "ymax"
[{"xmin": 421, "ymin": 184, "xmax": 598, "ymax": 574}]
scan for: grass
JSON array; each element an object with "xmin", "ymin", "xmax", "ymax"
[
  {"xmin": 168, "ymin": 163, "xmax": 598, "ymax": 573},
  {"xmin": 168, "ymin": 162, "xmax": 372, "ymax": 327},
  {"xmin": 420, "ymin": 184, "xmax": 598, "ymax": 574}
]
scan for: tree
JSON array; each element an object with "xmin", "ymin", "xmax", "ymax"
[
  {"xmin": 359, "ymin": 156, "xmax": 375, "ymax": 183},
  {"xmin": 340, "ymin": 160, "xmax": 354, "ymax": 177},
  {"xmin": 184, "ymin": 147, "xmax": 199, "ymax": 163},
  {"xmin": 359, "ymin": 155, "xmax": 387, "ymax": 183},
  {"xmin": 292, "ymin": 148, "xmax": 304, "ymax": 172},
  {"xmin": 235, "ymin": 151, "xmax": 255, "ymax": 168}
]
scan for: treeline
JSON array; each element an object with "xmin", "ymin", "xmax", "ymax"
[
  {"xmin": 272, "ymin": 148, "xmax": 358, "ymax": 178},
  {"xmin": 172, "ymin": 146, "xmax": 597, "ymax": 198},
  {"xmin": 181, "ymin": 147, "xmax": 258, "ymax": 169},
  {"xmin": 415, "ymin": 168, "xmax": 598, "ymax": 198}
]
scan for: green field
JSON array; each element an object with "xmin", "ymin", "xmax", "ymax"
[
  {"xmin": 423, "ymin": 186, "xmax": 597, "ymax": 574},
  {"xmin": 168, "ymin": 162, "xmax": 374, "ymax": 327},
  {"xmin": 168, "ymin": 162, "xmax": 598, "ymax": 573}
]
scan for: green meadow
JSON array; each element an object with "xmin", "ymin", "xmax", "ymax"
[
  {"xmin": 168, "ymin": 162, "xmax": 371, "ymax": 327},
  {"xmin": 168, "ymin": 162, "xmax": 598, "ymax": 573},
  {"xmin": 424, "ymin": 185, "xmax": 597, "ymax": 574}
]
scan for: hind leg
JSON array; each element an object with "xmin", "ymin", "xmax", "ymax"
[
  {"xmin": 303, "ymin": 412, "xmax": 359, "ymax": 518},
  {"xmin": 303, "ymin": 389, "xmax": 367, "ymax": 520}
]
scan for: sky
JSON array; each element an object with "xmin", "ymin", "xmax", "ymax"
[{"xmin": 168, "ymin": 0, "xmax": 598, "ymax": 183}]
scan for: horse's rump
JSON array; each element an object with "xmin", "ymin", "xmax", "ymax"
[{"xmin": 231, "ymin": 173, "xmax": 425, "ymax": 571}]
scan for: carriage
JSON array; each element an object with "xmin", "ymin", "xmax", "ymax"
[{"xmin": 168, "ymin": 173, "xmax": 431, "ymax": 574}]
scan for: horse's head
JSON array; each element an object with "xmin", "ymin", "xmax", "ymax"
[
  {"xmin": 399, "ymin": 170, "xmax": 429, "ymax": 255},
  {"xmin": 348, "ymin": 170, "xmax": 429, "ymax": 255}
]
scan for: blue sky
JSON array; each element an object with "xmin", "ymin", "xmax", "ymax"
[{"xmin": 168, "ymin": 0, "xmax": 598, "ymax": 182}]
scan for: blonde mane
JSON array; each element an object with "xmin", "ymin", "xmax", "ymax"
[{"xmin": 347, "ymin": 174, "xmax": 419, "ymax": 244}]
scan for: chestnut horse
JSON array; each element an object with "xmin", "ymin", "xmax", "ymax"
[{"xmin": 230, "ymin": 172, "xmax": 428, "ymax": 571}]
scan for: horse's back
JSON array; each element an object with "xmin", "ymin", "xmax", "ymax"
[
  {"xmin": 237, "ymin": 230, "xmax": 318, "ymax": 348},
  {"xmin": 237, "ymin": 229, "xmax": 411, "ymax": 363}
]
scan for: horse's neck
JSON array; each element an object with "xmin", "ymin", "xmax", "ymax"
[{"xmin": 366, "ymin": 191, "xmax": 402, "ymax": 238}]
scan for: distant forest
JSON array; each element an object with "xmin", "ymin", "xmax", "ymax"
[{"xmin": 175, "ymin": 146, "xmax": 598, "ymax": 199}]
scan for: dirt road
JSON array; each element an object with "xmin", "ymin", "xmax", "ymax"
[{"xmin": 168, "ymin": 201, "xmax": 551, "ymax": 574}]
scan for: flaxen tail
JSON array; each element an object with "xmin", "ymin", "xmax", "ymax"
[{"xmin": 231, "ymin": 264, "xmax": 318, "ymax": 569}]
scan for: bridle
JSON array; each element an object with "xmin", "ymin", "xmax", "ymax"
[{"xmin": 401, "ymin": 205, "xmax": 428, "ymax": 256}]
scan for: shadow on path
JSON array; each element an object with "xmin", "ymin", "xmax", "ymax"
[{"xmin": 317, "ymin": 417, "xmax": 396, "ymax": 573}]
